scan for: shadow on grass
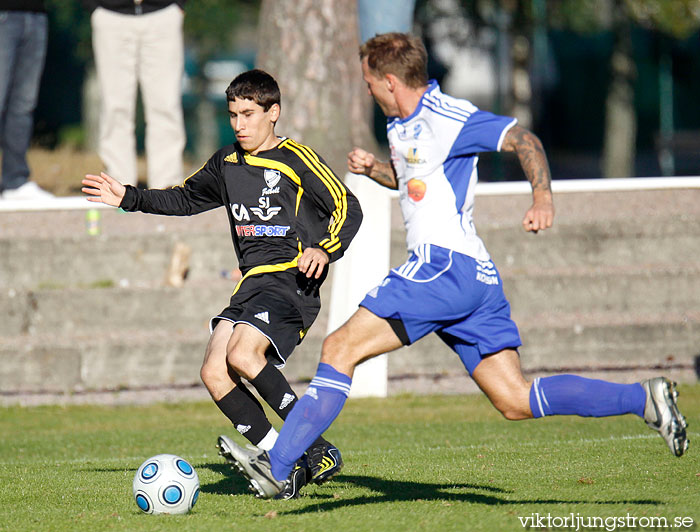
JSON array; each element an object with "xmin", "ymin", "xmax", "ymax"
[
  {"xmin": 80, "ymin": 462, "xmax": 253, "ymax": 496},
  {"xmin": 280, "ymin": 474, "xmax": 662, "ymax": 514},
  {"xmin": 199, "ymin": 462, "xmax": 252, "ymax": 495}
]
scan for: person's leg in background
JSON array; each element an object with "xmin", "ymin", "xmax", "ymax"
[
  {"xmin": 139, "ymin": 4, "xmax": 185, "ymax": 189},
  {"xmin": 91, "ymin": 8, "xmax": 139, "ymax": 186},
  {"xmin": 0, "ymin": 11, "xmax": 50, "ymax": 197}
]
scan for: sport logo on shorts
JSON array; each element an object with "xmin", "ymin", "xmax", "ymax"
[
  {"xmin": 254, "ymin": 311, "xmax": 270, "ymax": 324},
  {"xmin": 475, "ymin": 260, "xmax": 499, "ymax": 285}
]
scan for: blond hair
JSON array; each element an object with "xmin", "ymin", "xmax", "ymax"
[{"xmin": 359, "ymin": 32, "xmax": 428, "ymax": 89}]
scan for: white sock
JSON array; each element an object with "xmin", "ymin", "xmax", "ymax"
[{"xmin": 256, "ymin": 427, "xmax": 279, "ymax": 451}]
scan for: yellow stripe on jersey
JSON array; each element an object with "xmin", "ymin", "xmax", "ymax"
[
  {"xmin": 240, "ymin": 151, "xmax": 304, "ymax": 254},
  {"xmin": 282, "ymin": 139, "xmax": 348, "ymax": 250},
  {"xmin": 287, "ymin": 140, "xmax": 347, "ymax": 253},
  {"xmin": 281, "ymin": 140, "xmax": 338, "ymax": 203},
  {"xmin": 243, "ymin": 154, "xmax": 302, "ymax": 186},
  {"xmin": 286, "ymin": 140, "xmax": 346, "ymax": 234},
  {"xmin": 231, "ymin": 251, "xmax": 303, "ymax": 296},
  {"xmin": 319, "ymin": 236, "xmax": 340, "ymax": 254},
  {"xmin": 244, "ymin": 153, "xmax": 306, "ymax": 215},
  {"xmin": 295, "ymin": 186, "xmax": 304, "ymax": 216},
  {"xmin": 326, "ymin": 241, "xmax": 342, "ymax": 253},
  {"xmin": 180, "ymin": 162, "xmax": 206, "ymax": 187}
]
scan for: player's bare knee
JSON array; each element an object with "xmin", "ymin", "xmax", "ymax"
[
  {"xmin": 321, "ymin": 330, "xmax": 358, "ymax": 367},
  {"xmin": 500, "ymin": 406, "xmax": 531, "ymax": 421},
  {"xmin": 226, "ymin": 348, "xmax": 248, "ymax": 378},
  {"xmin": 321, "ymin": 331, "xmax": 343, "ymax": 356},
  {"xmin": 484, "ymin": 386, "xmax": 531, "ymax": 420},
  {"xmin": 493, "ymin": 396, "xmax": 531, "ymax": 420},
  {"xmin": 226, "ymin": 345, "xmax": 266, "ymax": 381},
  {"xmin": 199, "ymin": 363, "xmax": 211, "ymax": 386},
  {"xmin": 200, "ymin": 358, "xmax": 224, "ymax": 391}
]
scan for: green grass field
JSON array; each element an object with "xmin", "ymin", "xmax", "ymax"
[{"xmin": 2, "ymin": 386, "xmax": 699, "ymax": 532}]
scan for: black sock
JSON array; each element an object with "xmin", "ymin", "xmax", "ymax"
[
  {"xmin": 250, "ymin": 362, "xmax": 327, "ymax": 448},
  {"xmin": 237, "ymin": 381, "xmax": 265, "ymax": 413},
  {"xmin": 214, "ymin": 385, "xmax": 272, "ymax": 446}
]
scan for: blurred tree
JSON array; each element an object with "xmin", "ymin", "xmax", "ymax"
[
  {"xmin": 601, "ymin": 0, "xmax": 636, "ymax": 179},
  {"xmin": 255, "ymin": 0, "xmax": 377, "ymax": 175},
  {"xmin": 184, "ymin": 0, "xmax": 258, "ymax": 58},
  {"xmin": 178, "ymin": 0, "xmax": 260, "ymax": 161},
  {"xmin": 626, "ymin": 0, "xmax": 700, "ymax": 175},
  {"xmin": 46, "ymin": 0, "xmax": 92, "ymax": 59},
  {"xmin": 452, "ymin": 0, "xmax": 700, "ymax": 178},
  {"xmin": 627, "ymin": 0, "xmax": 700, "ymax": 39},
  {"xmin": 551, "ymin": 0, "xmax": 700, "ymax": 177},
  {"xmin": 34, "ymin": 1, "xmax": 92, "ymax": 147}
]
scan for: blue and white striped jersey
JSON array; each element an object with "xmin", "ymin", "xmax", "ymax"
[{"xmin": 387, "ymin": 80, "xmax": 517, "ymax": 260}]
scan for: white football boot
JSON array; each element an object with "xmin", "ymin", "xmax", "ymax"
[{"xmin": 641, "ymin": 377, "xmax": 688, "ymax": 457}]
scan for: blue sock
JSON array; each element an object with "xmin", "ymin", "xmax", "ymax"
[
  {"xmin": 269, "ymin": 363, "xmax": 351, "ymax": 481},
  {"xmin": 529, "ymin": 375, "xmax": 646, "ymax": 418}
]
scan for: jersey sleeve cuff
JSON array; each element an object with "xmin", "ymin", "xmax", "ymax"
[{"xmin": 119, "ymin": 185, "xmax": 138, "ymax": 211}]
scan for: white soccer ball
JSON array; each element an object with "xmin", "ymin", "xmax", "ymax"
[{"xmin": 132, "ymin": 454, "xmax": 200, "ymax": 515}]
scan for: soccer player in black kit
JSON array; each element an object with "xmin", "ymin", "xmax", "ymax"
[{"xmin": 82, "ymin": 69, "xmax": 362, "ymax": 499}]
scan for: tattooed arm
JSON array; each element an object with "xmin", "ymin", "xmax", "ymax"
[
  {"xmin": 347, "ymin": 147, "xmax": 398, "ymax": 190},
  {"xmin": 501, "ymin": 125, "xmax": 555, "ymax": 232}
]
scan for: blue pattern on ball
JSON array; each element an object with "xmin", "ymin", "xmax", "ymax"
[
  {"xmin": 135, "ymin": 494, "xmax": 150, "ymax": 512},
  {"xmin": 163, "ymin": 485, "xmax": 183, "ymax": 504},
  {"xmin": 192, "ymin": 487, "xmax": 200, "ymax": 507},
  {"xmin": 141, "ymin": 463, "xmax": 158, "ymax": 480},
  {"xmin": 176, "ymin": 459, "xmax": 193, "ymax": 475}
]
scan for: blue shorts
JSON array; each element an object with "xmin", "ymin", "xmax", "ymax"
[{"xmin": 360, "ymin": 244, "xmax": 521, "ymax": 374}]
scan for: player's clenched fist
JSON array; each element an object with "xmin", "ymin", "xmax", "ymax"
[
  {"xmin": 347, "ymin": 148, "xmax": 376, "ymax": 176},
  {"xmin": 522, "ymin": 199, "xmax": 555, "ymax": 233}
]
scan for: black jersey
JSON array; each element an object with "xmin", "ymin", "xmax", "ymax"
[{"xmin": 120, "ymin": 137, "xmax": 362, "ymax": 287}]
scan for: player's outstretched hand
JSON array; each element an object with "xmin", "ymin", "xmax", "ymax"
[
  {"xmin": 347, "ymin": 147, "xmax": 376, "ymax": 176},
  {"xmin": 522, "ymin": 199, "xmax": 555, "ymax": 233},
  {"xmin": 82, "ymin": 172, "xmax": 126, "ymax": 207},
  {"xmin": 298, "ymin": 247, "xmax": 329, "ymax": 279}
]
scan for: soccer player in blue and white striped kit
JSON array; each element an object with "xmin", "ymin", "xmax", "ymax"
[{"xmin": 221, "ymin": 32, "xmax": 688, "ymax": 498}]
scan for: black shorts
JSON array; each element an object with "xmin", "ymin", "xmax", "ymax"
[{"xmin": 209, "ymin": 273, "xmax": 319, "ymax": 367}]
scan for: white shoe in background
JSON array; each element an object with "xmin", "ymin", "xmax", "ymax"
[{"xmin": 1, "ymin": 182, "xmax": 54, "ymax": 200}]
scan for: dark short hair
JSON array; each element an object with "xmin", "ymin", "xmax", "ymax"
[
  {"xmin": 360, "ymin": 32, "xmax": 428, "ymax": 88},
  {"xmin": 225, "ymin": 69, "xmax": 281, "ymax": 111}
]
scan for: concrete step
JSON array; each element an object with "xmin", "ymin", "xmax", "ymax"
[
  {"xmin": 0, "ymin": 279, "xmax": 239, "ymax": 336},
  {"xmin": 0, "ymin": 323, "xmax": 326, "ymax": 394},
  {"xmin": 0, "ymin": 207, "xmax": 237, "ymax": 290},
  {"xmin": 0, "ymin": 231, "xmax": 237, "ymax": 290},
  {"xmin": 483, "ymin": 217, "xmax": 700, "ymax": 270},
  {"xmin": 389, "ymin": 215, "xmax": 700, "ymax": 270},
  {"xmin": 1, "ymin": 188, "xmax": 698, "ymax": 397},
  {"xmin": 2, "ymin": 261, "xmax": 698, "ymax": 337},
  {"xmin": 4, "ymin": 200, "xmax": 698, "ymax": 290},
  {"xmin": 2, "ymin": 310, "xmax": 697, "ymax": 394},
  {"xmin": 389, "ymin": 188, "xmax": 700, "ymax": 269},
  {"xmin": 387, "ymin": 310, "xmax": 699, "ymax": 383},
  {"xmin": 0, "ymin": 329, "xmax": 211, "ymax": 394},
  {"xmin": 4, "ymin": 214, "xmax": 694, "ymax": 290},
  {"xmin": 504, "ymin": 263, "xmax": 700, "ymax": 318}
]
